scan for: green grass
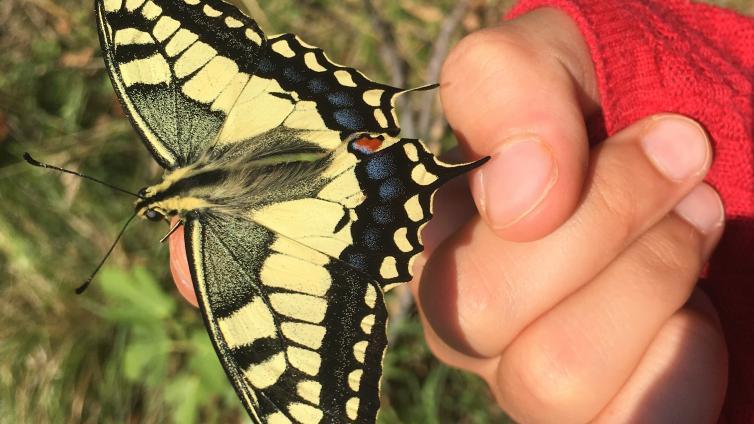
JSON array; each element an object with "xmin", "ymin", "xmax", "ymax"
[{"xmin": 0, "ymin": 0, "xmax": 749, "ymax": 423}]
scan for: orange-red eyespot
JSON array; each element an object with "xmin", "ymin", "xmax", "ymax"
[{"xmin": 353, "ymin": 135, "xmax": 384, "ymax": 153}]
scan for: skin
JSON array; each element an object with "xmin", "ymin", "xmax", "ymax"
[{"xmin": 168, "ymin": 8, "xmax": 729, "ymax": 423}]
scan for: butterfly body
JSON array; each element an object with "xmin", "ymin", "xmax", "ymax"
[{"xmin": 98, "ymin": 0, "xmax": 486, "ymax": 422}]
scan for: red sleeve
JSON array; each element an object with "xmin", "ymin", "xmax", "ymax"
[{"xmin": 506, "ymin": 1, "xmax": 754, "ymax": 422}]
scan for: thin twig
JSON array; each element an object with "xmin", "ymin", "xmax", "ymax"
[
  {"xmin": 360, "ymin": 0, "xmax": 416, "ymax": 135},
  {"xmin": 418, "ymin": 0, "xmax": 470, "ymax": 140},
  {"xmin": 239, "ymin": 0, "xmax": 271, "ymax": 31}
]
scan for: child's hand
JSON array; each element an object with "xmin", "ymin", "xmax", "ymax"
[{"xmin": 413, "ymin": 8, "xmax": 728, "ymax": 423}]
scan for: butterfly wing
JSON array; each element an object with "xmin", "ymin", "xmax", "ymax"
[
  {"xmin": 96, "ymin": 0, "xmax": 266, "ymax": 168},
  {"xmin": 96, "ymin": 0, "xmax": 402, "ymax": 169},
  {"xmin": 185, "ymin": 137, "xmax": 485, "ymax": 423},
  {"xmin": 185, "ymin": 213, "xmax": 387, "ymax": 424},
  {"xmin": 251, "ymin": 136, "xmax": 487, "ymax": 291}
]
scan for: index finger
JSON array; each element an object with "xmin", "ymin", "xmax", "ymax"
[{"xmin": 441, "ymin": 8, "xmax": 599, "ymax": 241}]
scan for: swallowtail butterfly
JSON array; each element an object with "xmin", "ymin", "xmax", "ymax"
[{"xmin": 95, "ymin": 0, "xmax": 486, "ymax": 422}]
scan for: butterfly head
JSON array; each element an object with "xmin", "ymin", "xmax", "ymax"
[
  {"xmin": 135, "ymin": 187, "xmax": 170, "ymax": 222},
  {"xmin": 134, "ymin": 172, "xmax": 215, "ymax": 222}
]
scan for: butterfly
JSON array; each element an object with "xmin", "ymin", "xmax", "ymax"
[{"xmin": 95, "ymin": 0, "xmax": 485, "ymax": 422}]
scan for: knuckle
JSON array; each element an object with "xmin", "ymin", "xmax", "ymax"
[
  {"xmin": 631, "ymin": 220, "xmax": 704, "ymax": 303},
  {"xmin": 588, "ymin": 164, "xmax": 641, "ymax": 245},
  {"xmin": 500, "ymin": 340, "xmax": 591, "ymax": 423},
  {"xmin": 640, "ymin": 219, "xmax": 703, "ymax": 276}
]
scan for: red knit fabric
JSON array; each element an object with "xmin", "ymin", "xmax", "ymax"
[{"xmin": 506, "ymin": 1, "xmax": 754, "ymax": 422}]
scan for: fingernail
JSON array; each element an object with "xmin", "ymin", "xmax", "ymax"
[
  {"xmin": 674, "ymin": 184, "xmax": 724, "ymax": 234},
  {"xmin": 641, "ymin": 117, "xmax": 710, "ymax": 181},
  {"xmin": 474, "ymin": 136, "xmax": 557, "ymax": 229}
]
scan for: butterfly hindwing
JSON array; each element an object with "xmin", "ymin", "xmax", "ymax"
[
  {"xmin": 252, "ymin": 136, "xmax": 486, "ymax": 290},
  {"xmin": 185, "ymin": 213, "xmax": 388, "ymax": 424}
]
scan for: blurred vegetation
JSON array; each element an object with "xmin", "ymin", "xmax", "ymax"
[{"xmin": 0, "ymin": 0, "xmax": 751, "ymax": 423}]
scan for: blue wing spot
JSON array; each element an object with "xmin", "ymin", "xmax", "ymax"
[
  {"xmin": 333, "ymin": 109, "xmax": 365, "ymax": 131},
  {"xmin": 372, "ymin": 205, "xmax": 393, "ymax": 225},
  {"xmin": 379, "ymin": 177, "xmax": 403, "ymax": 200},
  {"xmin": 256, "ymin": 57, "xmax": 274, "ymax": 73},
  {"xmin": 308, "ymin": 78, "xmax": 329, "ymax": 93},
  {"xmin": 346, "ymin": 252, "xmax": 368, "ymax": 270},
  {"xmin": 362, "ymin": 227, "xmax": 382, "ymax": 249},
  {"xmin": 283, "ymin": 66, "xmax": 305, "ymax": 83},
  {"xmin": 328, "ymin": 92, "xmax": 354, "ymax": 107},
  {"xmin": 366, "ymin": 154, "xmax": 396, "ymax": 180}
]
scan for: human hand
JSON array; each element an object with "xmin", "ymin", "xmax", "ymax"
[{"xmin": 412, "ymin": 8, "xmax": 728, "ymax": 423}]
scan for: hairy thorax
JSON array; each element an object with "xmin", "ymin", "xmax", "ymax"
[{"xmin": 134, "ymin": 150, "xmax": 332, "ymax": 221}]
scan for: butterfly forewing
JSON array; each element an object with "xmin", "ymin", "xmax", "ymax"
[
  {"xmin": 97, "ymin": 0, "xmax": 266, "ymax": 168},
  {"xmin": 97, "ymin": 0, "xmax": 403, "ymax": 170}
]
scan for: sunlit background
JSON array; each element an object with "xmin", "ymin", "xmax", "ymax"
[{"xmin": 1, "ymin": 0, "xmax": 751, "ymax": 423}]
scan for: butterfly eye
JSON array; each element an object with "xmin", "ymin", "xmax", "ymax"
[
  {"xmin": 138, "ymin": 187, "xmax": 148, "ymax": 198},
  {"xmin": 145, "ymin": 209, "xmax": 164, "ymax": 222}
]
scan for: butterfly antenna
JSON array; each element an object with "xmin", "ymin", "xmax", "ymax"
[
  {"xmin": 75, "ymin": 212, "xmax": 138, "ymax": 294},
  {"xmin": 23, "ymin": 153, "xmax": 144, "ymax": 199}
]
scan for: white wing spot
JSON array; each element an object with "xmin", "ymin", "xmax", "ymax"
[
  {"xmin": 272, "ymin": 39, "xmax": 296, "ymax": 58},
  {"xmin": 164, "ymin": 28, "xmax": 198, "ymax": 57},
  {"xmin": 304, "ymin": 52, "xmax": 326, "ymax": 72},
  {"xmin": 225, "ymin": 16, "xmax": 243, "ymax": 28},
  {"xmin": 203, "ymin": 4, "xmax": 222, "ymax": 17},
  {"xmin": 245, "ymin": 352, "xmax": 286, "ymax": 389},
  {"xmin": 353, "ymin": 340, "xmax": 368, "ymax": 363},
  {"xmin": 114, "ymin": 28, "xmax": 153, "ymax": 46},
  {"xmin": 364, "ymin": 284, "xmax": 377, "ymax": 309},
  {"xmin": 363, "ymin": 89, "xmax": 383, "ymax": 107},
  {"xmin": 334, "ymin": 70, "xmax": 357, "ymax": 87},
  {"xmin": 288, "ymin": 403, "xmax": 324, "ymax": 424},
  {"xmin": 403, "ymin": 143, "xmax": 420, "ymax": 162},
  {"xmin": 393, "ymin": 227, "xmax": 412, "ymax": 253},
  {"xmin": 281, "ymin": 322, "xmax": 326, "ymax": 350},
  {"xmin": 297, "ymin": 380, "xmax": 322, "ymax": 405},
  {"xmin": 346, "ymin": 397, "xmax": 360, "ymax": 420},
  {"xmin": 374, "ymin": 109, "xmax": 389, "ymax": 128},
  {"xmin": 348, "ymin": 369, "xmax": 363, "ymax": 392},
  {"xmin": 124, "ymin": 0, "xmax": 145, "ymax": 11},
  {"xmin": 152, "ymin": 16, "xmax": 180, "ymax": 42},
  {"xmin": 380, "ymin": 256, "xmax": 399, "ymax": 279},
  {"xmin": 287, "ymin": 346, "xmax": 322, "ymax": 376},
  {"xmin": 266, "ymin": 412, "xmax": 293, "ymax": 424},
  {"xmin": 103, "ymin": 0, "xmax": 123, "ymax": 12},
  {"xmin": 183, "ymin": 0, "xmax": 200, "ymax": 5},
  {"xmin": 411, "ymin": 163, "xmax": 439, "ymax": 185},
  {"xmin": 119, "ymin": 54, "xmax": 171, "ymax": 87},
  {"xmin": 404, "ymin": 195, "xmax": 424, "ymax": 222},
  {"xmin": 360, "ymin": 314, "xmax": 375, "ymax": 335},
  {"xmin": 218, "ymin": 298, "xmax": 277, "ymax": 348},
  {"xmin": 140, "ymin": 0, "xmax": 161, "ymax": 20},
  {"xmin": 270, "ymin": 293, "xmax": 327, "ymax": 323},
  {"xmin": 245, "ymin": 28, "xmax": 263, "ymax": 45}
]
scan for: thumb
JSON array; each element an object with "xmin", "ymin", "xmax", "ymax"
[{"xmin": 441, "ymin": 8, "xmax": 599, "ymax": 241}]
